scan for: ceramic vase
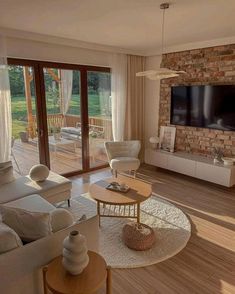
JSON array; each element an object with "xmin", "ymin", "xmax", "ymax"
[{"xmin": 62, "ymin": 230, "xmax": 89, "ymax": 275}]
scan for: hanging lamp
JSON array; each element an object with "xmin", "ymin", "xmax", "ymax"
[{"xmin": 136, "ymin": 2, "xmax": 186, "ymax": 80}]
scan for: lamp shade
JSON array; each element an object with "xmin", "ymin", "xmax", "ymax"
[{"xmin": 149, "ymin": 136, "xmax": 159, "ymax": 144}]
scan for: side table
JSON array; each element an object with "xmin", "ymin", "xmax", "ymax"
[{"xmin": 43, "ymin": 251, "xmax": 111, "ymax": 294}]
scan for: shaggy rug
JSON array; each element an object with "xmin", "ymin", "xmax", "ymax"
[{"xmin": 63, "ymin": 193, "xmax": 191, "ymax": 269}]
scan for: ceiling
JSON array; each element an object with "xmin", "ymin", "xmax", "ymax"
[{"xmin": 0, "ymin": 0, "xmax": 235, "ymax": 55}]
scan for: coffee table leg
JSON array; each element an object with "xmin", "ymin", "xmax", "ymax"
[
  {"xmin": 97, "ymin": 201, "xmax": 101, "ymax": 227},
  {"xmin": 106, "ymin": 266, "xmax": 112, "ymax": 294},
  {"xmin": 137, "ymin": 203, "xmax": 140, "ymax": 223}
]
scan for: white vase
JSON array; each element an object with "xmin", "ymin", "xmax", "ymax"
[{"xmin": 62, "ymin": 230, "xmax": 89, "ymax": 275}]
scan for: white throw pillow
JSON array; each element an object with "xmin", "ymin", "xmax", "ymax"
[
  {"xmin": 0, "ymin": 206, "xmax": 52, "ymax": 242},
  {"xmin": 50, "ymin": 208, "xmax": 74, "ymax": 232},
  {"xmin": 0, "ymin": 161, "xmax": 15, "ymax": 186},
  {"xmin": 29, "ymin": 164, "xmax": 50, "ymax": 182},
  {"xmin": 0, "ymin": 222, "xmax": 23, "ymax": 254}
]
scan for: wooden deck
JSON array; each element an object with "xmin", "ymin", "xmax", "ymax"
[{"xmin": 12, "ymin": 138, "xmax": 108, "ymax": 175}]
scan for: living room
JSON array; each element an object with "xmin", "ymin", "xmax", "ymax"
[{"xmin": 0, "ymin": 1, "xmax": 234, "ymax": 294}]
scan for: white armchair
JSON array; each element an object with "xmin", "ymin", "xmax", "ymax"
[{"xmin": 104, "ymin": 141, "xmax": 141, "ymax": 177}]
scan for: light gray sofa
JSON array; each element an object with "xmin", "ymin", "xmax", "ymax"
[
  {"xmin": 0, "ymin": 164, "xmax": 99, "ymax": 294},
  {"xmin": 0, "ymin": 215, "xmax": 99, "ymax": 294}
]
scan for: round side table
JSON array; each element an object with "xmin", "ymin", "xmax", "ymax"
[{"xmin": 43, "ymin": 251, "xmax": 111, "ymax": 294}]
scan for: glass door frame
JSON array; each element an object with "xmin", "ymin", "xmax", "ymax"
[{"xmin": 8, "ymin": 58, "xmax": 110, "ymax": 177}]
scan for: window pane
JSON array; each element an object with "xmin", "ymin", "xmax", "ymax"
[
  {"xmin": 87, "ymin": 71, "xmax": 112, "ymax": 168},
  {"xmin": 8, "ymin": 65, "xmax": 40, "ymax": 176},
  {"xmin": 43, "ymin": 68, "xmax": 82, "ymax": 174}
]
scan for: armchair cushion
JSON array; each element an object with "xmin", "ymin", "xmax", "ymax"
[{"xmin": 110, "ymin": 157, "xmax": 140, "ymax": 171}]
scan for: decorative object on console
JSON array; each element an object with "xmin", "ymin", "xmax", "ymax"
[
  {"xmin": 122, "ymin": 222, "xmax": 155, "ymax": 251},
  {"xmin": 62, "ymin": 230, "xmax": 89, "ymax": 275},
  {"xmin": 136, "ymin": 3, "xmax": 185, "ymax": 80},
  {"xmin": 159, "ymin": 126, "xmax": 176, "ymax": 152},
  {"xmin": 149, "ymin": 136, "xmax": 159, "ymax": 149},
  {"xmin": 212, "ymin": 147, "xmax": 223, "ymax": 164},
  {"xmin": 29, "ymin": 164, "xmax": 50, "ymax": 182},
  {"xmin": 222, "ymin": 157, "xmax": 234, "ymax": 166}
]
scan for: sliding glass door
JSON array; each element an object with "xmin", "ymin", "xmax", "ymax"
[
  {"xmin": 43, "ymin": 67, "xmax": 83, "ymax": 174},
  {"xmin": 7, "ymin": 59, "xmax": 112, "ymax": 176}
]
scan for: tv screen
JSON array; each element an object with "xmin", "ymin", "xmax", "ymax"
[{"xmin": 171, "ymin": 85, "xmax": 235, "ymax": 131}]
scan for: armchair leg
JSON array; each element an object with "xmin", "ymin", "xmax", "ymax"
[
  {"xmin": 115, "ymin": 170, "xmax": 118, "ymax": 178},
  {"xmin": 134, "ymin": 171, "xmax": 137, "ymax": 178}
]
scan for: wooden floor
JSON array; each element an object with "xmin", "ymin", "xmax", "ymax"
[
  {"xmin": 70, "ymin": 165, "xmax": 235, "ymax": 294},
  {"xmin": 12, "ymin": 139, "xmax": 107, "ymax": 175}
]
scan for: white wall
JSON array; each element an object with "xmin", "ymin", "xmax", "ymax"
[
  {"xmin": 5, "ymin": 36, "xmax": 113, "ymax": 67},
  {"xmin": 144, "ymin": 55, "xmax": 161, "ymax": 148}
]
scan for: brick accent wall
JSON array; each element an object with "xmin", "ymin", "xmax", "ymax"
[{"xmin": 159, "ymin": 44, "xmax": 235, "ymax": 157}]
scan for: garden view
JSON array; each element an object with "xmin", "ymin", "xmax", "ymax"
[{"xmin": 9, "ymin": 66, "xmax": 111, "ymax": 138}]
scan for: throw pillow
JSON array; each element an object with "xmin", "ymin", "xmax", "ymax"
[
  {"xmin": 29, "ymin": 164, "xmax": 50, "ymax": 182},
  {"xmin": 0, "ymin": 161, "xmax": 15, "ymax": 186},
  {"xmin": 0, "ymin": 222, "xmax": 23, "ymax": 254},
  {"xmin": 50, "ymin": 208, "xmax": 74, "ymax": 232},
  {"xmin": 0, "ymin": 205, "xmax": 52, "ymax": 242}
]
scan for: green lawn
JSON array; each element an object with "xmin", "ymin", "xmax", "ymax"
[{"xmin": 11, "ymin": 94, "xmax": 111, "ymax": 138}]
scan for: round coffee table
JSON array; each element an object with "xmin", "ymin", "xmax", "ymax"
[
  {"xmin": 43, "ymin": 251, "xmax": 111, "ymax": 294},
  {"xmin": 89, "ymin": 175, "xmax": 152, "ymax": 226}
]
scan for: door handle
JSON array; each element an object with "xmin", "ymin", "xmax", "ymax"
[{"xmin": 39, "ymin": 129, "xmax": 43, "ymax": 137}]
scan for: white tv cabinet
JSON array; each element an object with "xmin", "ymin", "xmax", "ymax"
[{"xmin": 145, "ymin": 149, "xmax": 235, "ymax": 187}]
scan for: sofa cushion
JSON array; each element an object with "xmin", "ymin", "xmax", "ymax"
[
  {"xmin": 0, "ymin": 171, "xmax": 72, "ymax": 204},
  {"xmin": 0, "ymin": 222, "xmax": 23, "ymax": 253},
  {"xmin": 51, "ymin": 208, "xmax": 74, "ymax": 232},
  {"xmin": 29, "ymin": 164, "xmax": 50, "ymax": 182},
  {"xmin": 0, "ymin": 206, "xmax": 52, "ymax": 242},
  {"xmin": 0, "ymin": 161, "xmax": 15, "ymax": 186},
  {"xmin": 0, "ymin": 194, "xmax": 55, "ymax": 242},
  {"xmin": 61, "ymin": 127, "xmax": 81, "ymax": 136},
  {"xmin": 3, "ymin": 194, "xmax": 56, "ymax": 212}
]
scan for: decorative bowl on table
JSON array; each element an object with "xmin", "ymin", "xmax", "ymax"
[{"xmin": 106, "ymin": 182, "xmax": 130, "ymax": 193}]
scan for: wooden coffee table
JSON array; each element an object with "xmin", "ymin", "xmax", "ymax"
[{"xmin": 89, "ymin": 175, "xmax": 152, "ymax": 226}]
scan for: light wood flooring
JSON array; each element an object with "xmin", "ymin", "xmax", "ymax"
[{"xmin": 70, "ymin": 164, "xmax": 235, "ymax": 294}]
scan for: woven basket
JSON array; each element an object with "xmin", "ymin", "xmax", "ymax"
[{"xmin": 122, "ymin": 222, "xmax": 155, "ymax": 251}]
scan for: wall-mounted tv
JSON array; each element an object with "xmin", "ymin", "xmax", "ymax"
[{"xmin": 170, "ymin": 85, "xmax": 235, "ymax": 131}]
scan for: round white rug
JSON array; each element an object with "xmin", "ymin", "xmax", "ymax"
[{"xmin": 67, "ymin": 194, "xmax": 191, "ymax": 269}]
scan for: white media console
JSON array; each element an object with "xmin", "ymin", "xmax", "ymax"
[{"xmin": 145, "ymin": 149, "xmax": 235, "ymax": 187}]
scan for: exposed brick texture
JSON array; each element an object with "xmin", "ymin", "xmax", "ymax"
[{"xmin": 159, "ymin": 44, "xmax": 235, "ymax": 157}]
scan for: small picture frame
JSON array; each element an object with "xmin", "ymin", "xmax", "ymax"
[{"xmin": 159, "ymin": 126, "xmax": 176, "ymax": 152}]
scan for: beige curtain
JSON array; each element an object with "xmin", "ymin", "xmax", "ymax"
[{"xmin": 125, "ymin": 55, "xmax": 145, "ymax": 160}]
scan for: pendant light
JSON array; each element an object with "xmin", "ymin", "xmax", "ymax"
[{"xmin": 136, "ymin": 2, "xmax": 186, "ymax": 80}]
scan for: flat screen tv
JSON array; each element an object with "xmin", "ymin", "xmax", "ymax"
[{"xmin": 170, "ymin": 85, "xmax": 235, "ymax": 131}]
